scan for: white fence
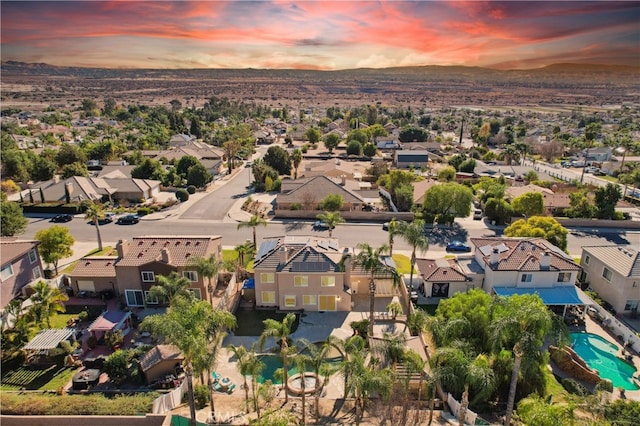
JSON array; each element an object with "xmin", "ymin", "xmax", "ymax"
[
  {"xmin": 446, "ymin": 393, "xmax": 478, "ymax": 425},
  {"xmin": 152, "ymin": 379, "xmax": 187, "ymax": 414}
]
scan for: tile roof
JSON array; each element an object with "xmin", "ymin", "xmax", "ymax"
[
  {"xmin": 415, "ymin": 258, "xmax": 470, "ymax": 282},
  {"xmin": 0, "ymin": 239, "xmax": 39, "ymax": 265},
  {"xmin": 470, "ymin": 237, "xmax": 579, "ymax": 272},
  {"xmin": 276, "ymin": 176, "xmax": 364, "ymax": 205},
  {"xmin": 140, "ymin": 345, "xmax": 184, "ymax": 372},
  {"xmin": 70, "ymin": 256, "xmax": 117, "ymax": 278},
  {"xmin": 505, "ymin": 184, "xmax": 553, "ymax": 199},
  {"xmin": 413, "ymin": 179, "xmax": 439, "ymax": 204},
  {"xmin": 254, "ymin": 236, "xmax": 345, "ymax": 271},
  {"xmin": 117, "ymin": 236, "xmax": 221, "ymax": 267},
  {"xmin": 582, "ymin": 245, "xmax": 640, "ymax": 277}
]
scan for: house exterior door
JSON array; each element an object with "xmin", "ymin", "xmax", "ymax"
[{"xmin": 318, "ymin": 295, "xmax": 337, "ymax": 311}]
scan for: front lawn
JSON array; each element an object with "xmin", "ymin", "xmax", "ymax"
[{"xmin": 392, "ymin": 254, "xmax": 415, "ymax": 274}]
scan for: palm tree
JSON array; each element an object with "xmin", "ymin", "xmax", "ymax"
[
  {"xmin": 397, "ymin": 219, "xmax": 429, "ymax": 292},
  {"xmin": 352, "ymin": 243, "xmax": 398, "ymax": 337},
  {"xmin": 291, "ymin": 351, "xmax": 312, "ymax": 425},
  {"xmin": 237, "ymin": 215, "xmax": 267, "ymax": 248},
  {"xmin": 188, "ymin": 253, "xmax": 223, "ymax": 303},
  {"xmin": 291, "ymin": 148, "xmax": 303, "ymax": 179},
  {"xmin": 387, "ymin": 218, "xmax": 399, "ymax": 256},
  {"xmin": 316, "ymin": 211, "xmax": 344, "ymax": 238},
  {"xmin": 246, "ymin": 351, "xmax": 265, "ymax": 416},
  {"xmin": 431, "ymin": 347, "xmax": 494, "ymax": 426},
  {"xmin": 404, "ymin": 349, "xmax": 428, "ymax": 419},
  {"xmin": 141, "ymin": 297, "xmax": 236, "ymax": 426},
  {"xmin": 147, "ymin": 271, "xmax": 193, "ymax": 306},
  {"xmin": 29, "ymin": 280, "xmax": 69, "ymax": 328},
  {"xmin": 299, "ymin": 337, "xmax": 336, "ymax": 423},
  {"xmin": 228, "ymin": 344, "xmax": 252, "ymax": 411},
  {"xmin": 489, "ymin": 294, "xmax": 554, "ymax": 426},
  {"xmin": 376, "ymin": 332, "xmax": 407, "ymax": 367},
  {"xmin": 347, "ymin": 352, "xmax": 394, "ymax": 426},
  {"xmin": 335, "ymin": 335, "xmax": 367, "ymax": 400},
  {"xmin": 258, "ymin": 312, "xmax": 297, "ymax": 403},
  {"xmin": 235, "ymin": 241, "xmax": 256, "ymax": 270},
  {"xmin": 84, "ymin": 202, "xmax": 105, "ymax": 251}
]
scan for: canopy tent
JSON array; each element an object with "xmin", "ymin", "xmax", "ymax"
[
  {"xmin": 493, "ymin": 286, "xmax": 586, "ymax": 317},
  {"xmin": 89, "ymin": 310, "xmax": 132, "ymax": 340}
]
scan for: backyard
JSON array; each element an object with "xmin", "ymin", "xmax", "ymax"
[{"xmin": 0, "ymin": 356, "xmax": 79, "ymax": 391}]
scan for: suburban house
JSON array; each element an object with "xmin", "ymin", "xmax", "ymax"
[
  {"xmin": 30, "ymin": 176, "xmax": 161, "ymax": 204},
  {"xmin": 169, "ymin": 133, "xmax": 197, "ymax": 147},
  {"xmin": 142, "ymin": 142, "xmax": 224, "ymax": 176},
  {"xmin": 505, "ymin": 184, "xmax": 571, "ymax": 215},
  {"xmin": 67, "ymin": 256, "xmax": 118, "ymax": 296},
  {"xmin": 0, "ymin": 239, "xmax": 44, "ymax": 310},
  {"xmin": 375, "ymin": 137, "xmax": 401, "ymax": 150},
  {"xmin": 579, "ymin": 246, "xmax": 640, "ymax": 314},
  {"xmin": 276, "ymin": 175, "xmax": 366, "ymax": 211},
  {"xmin": 394, "ymin": 150, "xmax": 430, "ymax": 169},
  {"xmin": 582, "ymin": 147, "xmax": 612, "ymax": 163},
  {"xmin": 412, "ymin": 179, "xmax": 439, "ymax": 209},
  {"xmin": 470, "ymin": 237, "xmax": 583, "ymax": 311},
  {"xmin": 114, "ymin": 236, "xmax": 222, "ymax": 307},
  {"xmin": 415, "ymin": 257, "xmax": 484, "ymax": 298}
]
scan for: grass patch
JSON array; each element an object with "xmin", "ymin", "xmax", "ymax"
[
  {"xmin": 0, "ymin": 359, "xmax": 79, "ymax": 391},
  {"xmin": 0, "ymin": 392, "xmax": 158, "ymax": 415},
  {"xmin": 223, "ymin": 249, "xmax": 238, "ymax": 263},
  {"xmin": 544, "ymin": 368, "xmax": 568, "ymax": 401},
  {"xmin": 47, "ymin": 313, "xmax": 78, "ymax": 329},
  {"xmin": 85, "ymin": 246, "xmax": 116, "ymax": 256},
  {"xmin": 392, "ymin": 254, "xmax": 414, "ymax": 274}
]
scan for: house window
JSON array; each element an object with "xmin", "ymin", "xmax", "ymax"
[
  {"xmin": 321, "ymin": 276, "xmax": 336, "ymax": 287},
  {"xmin": 28, "ymin": 249, "xmax": 37, "ymax": 264},
  {"xmin": 557, "ymin": 272, "xmax": 572, "ymax": 283},
  {"xmin": 32, "ymin": 267, "xmax": 41, "ymax": 280},
  {"xmin": 284, "ymin": 295, "xmax": 296, "ymax": 308},
  {"xmin": 125, "ymin": 290, "xmax": 145, "ymax": 307},
  {"xmin": 624, "ymin": 300, "xmax": 639, "ymax": 311},
  {"xmin": 584, "ymin": 255, "xmax": 590, "ymax": 265},
  {"xmin": 144, "ymin": 291, "xmax": 159, "ymax": 305},
  {"xmin": 183, "ymin": 271, "xmax": 198, "ymax": 282},
  {"xmin": 141, "ymin": 271, "xmax": 155, "ymax": 282},
  {"xmin": 520, "ymin": 273, "xmax": 533, "ymax": 283},
  {"xmin": 260, "ymin": 273, "xmax": 274, "ymax": 283},
  {"xmin": 0, "ymin": 264, "xmax": 14, "ymax": 280},
  {"xmin": 294, "ymin": 276, "xmax": 308, "ymax": 287},
  {"xmin": 303, "ymin": 295, "xmax": 317, "ymax": 306},
  {"xmin": 602, "ymin": 268, "xmax": 612, "ymax": 282},
  {"xmin": 189, "ymin": 288, "xmax": 202, "ymax": 300},
  {"xmin": 262, "ymin": 291, "xmax": 275, "ymax": 304}
]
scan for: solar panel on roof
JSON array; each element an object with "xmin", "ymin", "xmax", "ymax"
[
  {"xmin": 291, "ymin": 261, "xmax": 330, "ymax": 272},
  {"xmin": 256, "ymin": 239, "xmax": 278, "ymax": 261}
]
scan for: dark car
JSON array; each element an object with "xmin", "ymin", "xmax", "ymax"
[
  {"xmin": 446, "ymin": 240, "xmax": 472, "ymax": 252},
  {"xmin": 50, "ymin": 214, "xmax": 73, "ymax": 223},
  {"xmin": 116, "ymin": 214, "xmax": 139, "ymax": 225}
]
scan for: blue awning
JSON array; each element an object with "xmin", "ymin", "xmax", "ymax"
[
  {"xmin": 242, "ymin": 278, "xmax": 255, "ymax": 290},
  {"xmin": 493, "ymin": 286, "xmax": 584, "ymax": 305}
]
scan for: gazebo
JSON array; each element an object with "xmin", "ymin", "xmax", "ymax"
[
  {"xmin": 88, "ymin": 310, "xmax": 132, "ymax": 342},
  {"xmin": 24, "ymin": 328, "xmax": 76, "ymax": 362}
]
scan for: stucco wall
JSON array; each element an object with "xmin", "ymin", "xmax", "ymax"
[{"xmin": 581, "ymin": 254, "xmax": 639, "ymax": 313}]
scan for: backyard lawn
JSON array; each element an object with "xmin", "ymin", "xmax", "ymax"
[{"xmin": 0, "ymin": 358, "xmax": 79, "ymax": 391}]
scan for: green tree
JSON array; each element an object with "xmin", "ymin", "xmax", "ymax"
[
  {"xmin": 147, "ymin": 271, "xmax": 194, "ymax": 305},
  {"xmin": 141, "ymin": 297, "xmax": 236, "ymax": 426},
  {"xmin": 565, "ymin": 190, "xmax": 595, "ymax": 218},
  {"xmin": 433, "ymin": 289, "xmax": 493, "ymax": 351},
  {"xmin": 511, "ymin": 192, "xmax": 544, "ymax": 217},
  {"xmin": 474, "ymin": 176, "xmax": 506, "ymax": 203},
  {"xmin": 423, "ymin": 183, "xmax": 474, "ymax": 222},
  {"xmin": 103, "ymin": 350, "xmax": 129, "ymax": 385},
  {"xmin": 291, "ymin": 351, "xmax": 312, "ymax": 425},
  {"xmin": 323, "ymin": 133, "xmax": 341, "ymax": 153},
  {"xmin": 397, "ymin": 219, "xmax": 429, "ymax": 292},
  {"xmin": 0, "ymin": 193, "xmax": 27, "ymax": 236},
  {"xmin": 505, "ymin": 216, "xmax": 568, "ymax": 251},
  {"xmin": 35, "ymin": 225, "xmax": 74, "ymax": 275},
  {"xmin": 223, "ymin": 140, "xmax": 242, "ymax": 174},
  {"xmin": 316, "ymin": 211, "xmax": 344, "ymax": 238},
  {"xmin": 362, "ymin": 143, "xmax": 377, "ymax": 157},
  {"xmin": 188, "ymin": 254, "xmax": 223, "ymax": 303},
  {"xmin": 437, "ymin": 166, "xmax": 456, "ymax": 182},
  {"xmin": 398, "ymin": 127, "xmax": 429, "ymax": 143},
  {"xmin": 258, "ymin": 312, "xmax": 297, "ymax": 404},
  {"xmin": 263, "ymin": 146, "xmax": 291, "ymax": 175},
  {"xmin": 31, "ymin": 156, "xmax": 56, "ymax": 182},
  {"xmin": 346, "ymin": 140, "xmax": 363, "ymax": 156},
  {"xmin": 176, "ymin": 155, "xmax": 200, "ymax": 178},
  {"xmin": 227, "ymin": 344, "xmax": 253, "ymax": 412},
  {"xmin": 84, "ymin": 202, "xmax": 105, "ymax": 251},
  {"xmin": 56, "ymin": 143, "xmax": 86, "ymax": 167},
  {"xmin": 237, "ymin": 215, "xmax": 267, "ymax": 248},
  {"xmin": 299, "ymin": 338, "xmax": 335, "ymax": 423},
  {"xmin": 516, "ymin": 396, "xmax": 575, "ymax": 426},
  {"xmin": 1, "ymin": 149, "xmax": 33, "ymax": 182},
  {"xmin": 347, "ymin": 128, "xmax": 369, "ymax": 144},
  {"xmin": 484, "ymin": 198, "xmax": 514, "ymax": 225},
  {"xmin": 305, "ymin": 127, "xmax": 322, "ymax": 144},
  {"xmin": 594, "ymin": 183, "xmax": 621, "ymax": 219},
  {"xmin": 386, "ymin": 217, "xmax": 399, "ymax": 256},
  {"xmin": 290, "ymin": 148, "xmax": 303, "ymax": 179},
  {"xmin": 61, "ymin": 162, "xmax": 89, "ymax": 178},
  {"xmin": 319, "ymin": 194, "xmax": 344, "ymax": 211},
  {"xmin": 28, "ymin": 280, "xmax": 69, "ymax": 328},
  {"xmin": 186, "ymin": 163, "xmax": 213, "ymax": 188}
]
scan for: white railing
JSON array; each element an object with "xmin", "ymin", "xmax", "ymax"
[{"xmin": 151, "ymin": 378, "xmax": 187, "ymax": 414}]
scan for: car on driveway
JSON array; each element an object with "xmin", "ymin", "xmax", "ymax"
[
  {"xmin": 584, "ymin": 166, "xmax": 600, "ymax": 174},
  {"xmin": 446, "ymin": 240, "xmax": 472, "ymax": 252},
  {"xmin": 50, "ymin": 214, "xmax": 73, "ymax": 223},
  {"xmin": 116, "ymin": 214, "xmax": 140, "ymax": 225}
]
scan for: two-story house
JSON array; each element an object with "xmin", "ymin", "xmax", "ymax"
[
  {"xmin": 415, "ymin": 256, "xmax": 484, "ymax": 298},
  {"xmin": 0, "ymin": 239, "xmax": 44, "ymax": 310},
  {"xmin": 471, "ymin": 237, "xmax": 583, "ymax": 312},
  {"xmin": 114, "ymin": 236, "xmax": 222, "ymax": 307},
  {"xmin": 579, "ymin": 246, "xmax": 640, "ymax": 314}
]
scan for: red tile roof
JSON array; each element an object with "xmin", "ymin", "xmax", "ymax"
[
  {"xmin": 117, "ymin": 236, "xmax": 221, "ymax": 267},
  {"xmin": 415, "ymin": 258, "xmax": 469, "ymax": 282},
  {"xmin": 70, "ymin": 256, "xmax": 117, "ymax": 278}
]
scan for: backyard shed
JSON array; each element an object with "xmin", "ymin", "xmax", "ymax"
[{"xmin": 140, "ymin": 344, "xmax": 184, "ymax": 384}]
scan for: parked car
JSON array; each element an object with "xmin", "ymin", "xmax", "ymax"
[
  {"xmin": 382, "ymin": 222, "xmax": 390, "ymax": 231},
  {"xmin": 116, "ymin": 214, "xmax": 140, "ymax": 225},
  {"xmin": 88, "ymin": 213, "xmax": 115, "ymax": 225},
  {"xmin": 313, "ymin": 220, "xmax": 328, "ymax": 230},
  {"xmin": 584, "ymin": 166, "xmax": 600, "ymax": 174},
  {"xmin": 446, "ymin": 240, "xmax": 472, "ymax": 252},
  {"xmin": 473, "ymin": 209, "xmax": 483, "ymax": 220},
  {"xmin": 50, "ymin": 214, "xmax": 73, "ymax": 223}
]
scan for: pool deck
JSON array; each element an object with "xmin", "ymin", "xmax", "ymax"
[{"xmin": 574, "ymin": 313, "xmax": 640, "ymax": 401}]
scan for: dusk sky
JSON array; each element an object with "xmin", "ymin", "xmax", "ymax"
[{"xmin": 1, "ymin": 1, "xmax": 638, "ymax": 70}]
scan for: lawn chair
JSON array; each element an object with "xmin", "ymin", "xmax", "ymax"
[
  {"xmin": 226, "ymin": 383, "xmax": 236, "ymax": 394},
  {"xmin": 211, "ymin": 371, "xmax": 221, "ymax": 382},
  {"xmin": 212, "ymin": 381, "xmax": 224, "ymax": 392}
]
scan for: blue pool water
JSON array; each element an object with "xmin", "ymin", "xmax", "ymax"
[{"xmin": 570, "ymin": 332, "xmax": 639, "ymax": 391}]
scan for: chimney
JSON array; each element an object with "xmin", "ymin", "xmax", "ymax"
[
  {"xmin": 279, "ymin": 246, "xmax": 288, "ymax": 265},
  {"xmin": 341, "ymin": 175, "xmax": 346, "ymax": 186},
  {"xmin": 161, "ymin": 248, "xmax": 171, "ymax": 264},
  {"xmin": 490, "ymin": 248, "xmax": 500, "ymax": 266},
  {"xmin": 65, "ymin": 182, "xmax": 73, "ymax": 194},
  {"xmin": 540, "ymin": 252, "xmax": 551, "ymax": 269},
  {"xmin": 116, "ymin": 239, "xmax": 128, "ymax": 258}
]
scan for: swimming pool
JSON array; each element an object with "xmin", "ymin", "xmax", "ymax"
[
  {"xmin": 257, "ymin": 345, "xmax": 344, "ymax": 384},
  {"xmin": 570, "ymin": 332, "xmax": 639, "ymax": 391}
]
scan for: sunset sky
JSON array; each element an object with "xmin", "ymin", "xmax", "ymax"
[{"xmin": 1, "ymin": 1, "xmax": 638, "ymax": 70}]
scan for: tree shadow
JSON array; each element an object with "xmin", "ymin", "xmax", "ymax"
[
  {"xmin": 570, "ymin": 229, "xmax": 631, "ymax": 245},
  {"xmin": 425, "ymin": 223, "xmax": 469, "ymax": 248},
  {"xmin": 284, "ymin": 221, "xmax": 307, "ymax": 232}
]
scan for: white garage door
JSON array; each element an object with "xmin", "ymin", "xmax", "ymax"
[{"xmin": 77, "ymin": 280, "xmax": 95, "ymax": 292}]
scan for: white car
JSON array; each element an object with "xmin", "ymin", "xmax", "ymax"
[{"xmin": 584, "ymin": 166, "xmax": 600, "ymax": 174}]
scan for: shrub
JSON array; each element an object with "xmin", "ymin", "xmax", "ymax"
[
  {"xmin": 186, "ymin": 185, "xmax": 196, "ymax": 194},
  {"xmin": 194, "ymin": 384, "xmax": 209, "ymax": 409},
  {"xmin": 0, "ymin": 393, "xmax": 158, "ymax": 415},
  {"xmin": 77, "ymin": 310, "xmax": 88, "ymax": 322},
  {"xmin": 1, "ymin": 180, "xmax": 20, "ymax": 193},
  {"xmin": 596, "ymin": 379, "xmax": 614, "ymax": 393},
  {"xmin": 136, "ymin": 207, "xmax": 152, "ymax": 216},
  {"xmin": 350, "ymin": 319, "xmax": 369, "ymax": 339},
  {"xmin": 561, "ymin": 378, "xmax": 588, "ymax": 396},
  {"xmin": 103, "ymin": 350, "xmax": 129, "ymax": 385},
  {"xmin": 175, "ymin": 189, "xmax": 189, "ymax": 202},
  {"xmin": 290, "ymin": 203, "xmax": 302, "ymax": 210}
]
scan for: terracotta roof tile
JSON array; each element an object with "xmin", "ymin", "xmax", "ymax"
[
  {"xmin": 415, "ymin": 258, "xmax": 469, "ymax": 282},
  {"xmin": 117, "ymin": 236, "xmax": 221, "ymax": 267},
  {"xmin": 70, "ymin": 256, "xmax": 117, "ymax": 278}
]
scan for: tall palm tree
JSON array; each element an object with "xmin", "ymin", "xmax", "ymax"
[
  {"xmin": 489, "ymin": 294, "xmax": 555, "ymax": 426},
  {"xmin": 404, "ymin": 349, "xmax": 428, "ymax": 419},
  {"xmin": 237, "ymin": 215, "xmax": 267, "ymax": 248},
  {"xmin": 29, "ymin": 280, "xmax": 69, "ymax": 328},
  {"xmin": 291, "ymin": 148, "xmax": 303, "ymax": 179},
  {"xmin": 235, "ymin": 241, "xmax": 256, "ymax": 270},
  {"xmin": 228, "ymin": 344, "xmax": 252, "ymax": 411},
  {"xmin": 258, "ymin": 312, "xmax": 297, "ymax": 403},
  {"xmin": 147, "ymin": 271, "xmax": 193, "ymax": 306},
  {"xmin": 84, "ymin": 202, "xmax": 105, "ymax": 251},
  {"xmin": 291, "ymin": 351, "xmax": 312, "ymax": 425},
  {"xmin": 431, "ymin": 347, "xmax": 494, "ymax": 426},
  {"xmin": 141, "ymin": 297, "xmax": 236, "ymax": 426},
  {"xmin": 299, "ymin": 337, "xmax": 336, "ymax": 423},
  {"xmin": 376, "ymin": 332, "xmax": 407, "ymax": 367},
  {"xmin": 188, "ymin": 253, "xmax": 223, "ymax": 303},
  {"xmin": 387, "ymin": 218, "xmax": 399, "ymax": 256},
  {"xmin": 347, "ymin": 352, "xmax": 394, "ymax": 426},
  {"xmin": 352, "ymin": 243, "xmax": 399, "ymax": 337},
  {"xmin": 316, "ymin": 211, "xmax": 344, "ymax": 238},
  {"xmin": 397, "ymin": 219, "xmax": 429, "ymax": 292},
  {"xmin": 246, "ymin": 351, "xmax": 265, "ymax": 416}
]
